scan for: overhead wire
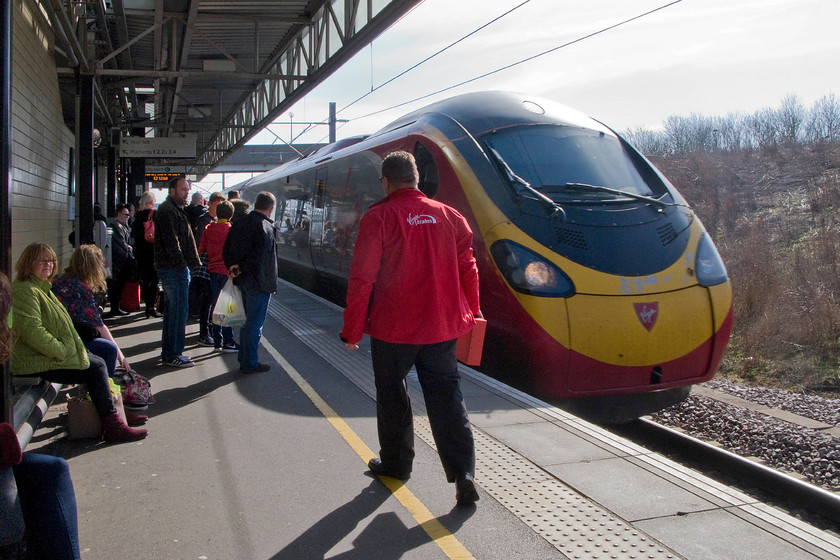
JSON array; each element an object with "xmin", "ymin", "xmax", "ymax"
[
  {"xmin": 349, "ymin": 0, "xmax": 684, "ymax": 122},
  {"xmin": 306, "ymin": 0, "xmax": 683, "ymax": 145},
  {"xmin": 302, "ymin": 0, "xmax": 533, "ymax": 146}
]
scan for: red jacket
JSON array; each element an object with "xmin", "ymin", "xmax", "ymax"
[
  {"xmin": 197, "ymin": 219, "xmax": 232, "ymax": 276},
  {"xmin": 341, "ymin": 188, "xmax": 480, "ymax": 345}
]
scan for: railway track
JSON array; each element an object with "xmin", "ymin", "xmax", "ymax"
[{"xmin": 610, "ymin": 405, "xmax": 840, "ymax": 531}]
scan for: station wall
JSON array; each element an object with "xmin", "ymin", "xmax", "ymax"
[{"xmin": 10, "ymin": 0, "xmax": 75, "ymax": 270}]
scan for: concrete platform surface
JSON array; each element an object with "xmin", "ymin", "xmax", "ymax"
[{"xmin": 24, "ymin": 280, "xmax": 840, "ymax": 560}]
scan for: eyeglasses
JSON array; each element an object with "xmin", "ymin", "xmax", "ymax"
[
  {"xmin": 36, "ymin": 259, "xmax": 55, "ymax": 266},
  {"xmin": 119, "ymin": 212, "xmax": 130, "ymax": 216}
]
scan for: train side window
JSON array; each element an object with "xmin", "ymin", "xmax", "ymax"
[{"xmin": 414, "ymin": 142, "xmax": 438, "ymax": 199}]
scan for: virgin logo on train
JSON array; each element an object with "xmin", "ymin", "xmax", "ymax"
[
  {"xmin": 633, "ymin": 303, "xmax": 658, "ymax": 331},
  {"xmin": 407, "ymin": 213, "xmax": 437, "ymax": 225}
]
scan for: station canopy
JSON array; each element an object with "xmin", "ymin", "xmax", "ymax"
[{"xmin": 49, "ymin": 0, "xmax": 419, "ymax": 179}]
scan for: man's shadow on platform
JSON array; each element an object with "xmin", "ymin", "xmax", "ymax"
[{"xmin": 270, "ymin": 479, "xmax": 475, "ymax": 560}]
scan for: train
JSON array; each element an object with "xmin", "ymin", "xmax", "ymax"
[{"xmin": 232, "ymin": 91, "xmax": 733, "ymax": 423}]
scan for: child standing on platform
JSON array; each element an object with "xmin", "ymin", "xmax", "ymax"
[{"xmin": 197, "ymin": 200, "xmax": 238, "ymax": 352}]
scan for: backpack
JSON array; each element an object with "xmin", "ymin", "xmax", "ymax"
[{"xmin": 144, "ymin": 210, "xmax": 155, "ymax": 243}]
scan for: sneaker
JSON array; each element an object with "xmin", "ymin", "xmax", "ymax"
[
  {"xmin": 162, "ymin": 355, "xmax": 194, "ymax": 368},
  {"xmin": 197, "ymin": 336, "xmax": 216, "ymax": 347},
  {"xmin": 221, "ymin": 342, "xmax": 239, "ymax": 353}
]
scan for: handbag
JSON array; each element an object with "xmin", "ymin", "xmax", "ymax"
[
  {"xmin": 212, "ymin": 278, "xmax": 246, "ymax": 327},
  {"xmin": 143, "ymin": 210, "xmax": 155, "ymax": 243},
  {"xmin": 67, "ymin": 381, "xmax": 126, "ymax": 439},
  {"xmin": 117, "ymin": 371, "xmax": 154, "ymax": 408},
  {"xmin": 73, "ymin": 321, "xmax": 100, "ymax": 342}
]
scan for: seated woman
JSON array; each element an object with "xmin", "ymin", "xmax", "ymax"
[
  {"xmin": 1, "ymin": 270, "xmax": 81, "ymax": 560},
  {"xmin": 51, "ymin": 244, "xmax": 131, "ymax": 376},
  {"xmin": 10, "ymin": 243, "xmax": 146, "ymax": 442}
]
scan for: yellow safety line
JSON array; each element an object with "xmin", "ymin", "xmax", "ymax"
[{"xmin": 263, "ymin": 341, "xmax": 476, "ymax": 560}]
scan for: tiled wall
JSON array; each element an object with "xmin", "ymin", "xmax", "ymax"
[{"xmin": 10, "ymin": 0, "xmax": 75, "ymax": 269}]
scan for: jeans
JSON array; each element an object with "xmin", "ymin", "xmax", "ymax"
[
  {"xmin": 13, "ymin": 453, "xmax": 81, "ymax": 560},
  {"xmin": 209, "ymin": 273, "xmax": 235, "ymax": 346},
  {"xmin": 158, "ymin": 266, "xmax": 191, "ymax": 359},
  {"xmin": 85, "ymin": 337, "xmax": 118, "ymax": 377},
  {"xmin": 239, "ymin": 289, "xmax": 270, "ymax": 370}
]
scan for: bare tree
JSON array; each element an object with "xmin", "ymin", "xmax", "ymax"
[
  {"xmin": 807, "ymin": 94, "xmax": 840, "ymax": 142},
  {"xmin": 778, "ymin": 93, "xmax": 805, "ymax": 144},
  {"xmin": 623, "ymin": 92, "xmax": 837, "ymax": 155}
]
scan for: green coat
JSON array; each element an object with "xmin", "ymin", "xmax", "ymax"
[{"xmin": 11, "ymin": 277, "xmax": 89, "ymax": 375}]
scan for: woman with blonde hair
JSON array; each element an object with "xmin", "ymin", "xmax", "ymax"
[
  {"xmin": 10, "ymin": 243, "xmax": 146, "ymax": 442},
  {"xmin": 131, "ymin": 191, "xmax": 160, "ymax": 318},
  {"xmin": 52, "ymin": 244, "xmax": 132, "ymax": 376}
]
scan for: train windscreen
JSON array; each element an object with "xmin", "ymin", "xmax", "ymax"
[{"xmin": 482, "ymin": 125, "xmax": 663, "ymax": 200}]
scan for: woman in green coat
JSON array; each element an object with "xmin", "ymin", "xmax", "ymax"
[{"xmin": 11, "ymin": 243, "xmax": 146, "ymax": 442}]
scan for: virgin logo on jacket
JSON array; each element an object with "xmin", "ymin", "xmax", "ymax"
[{"xmin": 407, "ymin": 213, "xmax": 437, "ymax": 226}]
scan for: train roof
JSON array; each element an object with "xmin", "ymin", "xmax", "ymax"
[
  {"xmin": 374, "ymin": 91, "xmax": 613, "ymax": 138},
  {"xmin": 235, "ymin": 92, "xmax": 617, "ymax": 193}
]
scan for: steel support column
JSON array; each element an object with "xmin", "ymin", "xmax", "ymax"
[
  {"xmin": 108, "ymin": 143, "xmax": 118, "ymax": 207},
  {"xmin": 128, "ymin": 127, "xmax": 146, "ymax": 203},
  {"xmin": 77, "ymin": 74, "xmax": 95, "ymax": 245},
  {"xmin": 1, "ymin": 0, "xmax": 12, "ymax": 423}
]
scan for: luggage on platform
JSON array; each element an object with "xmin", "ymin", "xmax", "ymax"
[{"xmin": 120, "ymin": 281, "xmax": 141, "ymax": 312}]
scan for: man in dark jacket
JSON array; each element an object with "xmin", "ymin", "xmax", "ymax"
[
  {"xmin": 154, "ymin": 177, "xmax": 201, "ymax": 368},
  {"xmin": 222, "ymin": 192, "xmax": 277, "ymax": 373}
]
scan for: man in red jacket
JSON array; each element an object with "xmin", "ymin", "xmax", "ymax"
[{"xmin": 341, "ymin": 151, "xmax": 482, "ymax": 505}]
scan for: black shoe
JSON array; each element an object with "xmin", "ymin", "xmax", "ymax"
[
  {"xmin": 240, "ymin": 363, "xmax": 270, "ymax": 373},
  {"xmin": 455, "ymin": 473, "xmax": 479, "ymax": 505},
  {"xmin": 146, "ymin": 309, "xmax": 161, "ymax": 318},
  {"xmin": 110, "ymin": 308, "xmax": 130, "ymax": 317},
  {"xmin": 368, "ymin": 457, "xmax": 411, "ymax": 480}
]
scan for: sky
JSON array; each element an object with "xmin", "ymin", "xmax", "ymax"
[{"xmin": 192, "ymin": 0, "xmax": 840, "ymax": 193}]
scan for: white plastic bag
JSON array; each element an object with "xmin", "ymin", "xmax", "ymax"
[{"xmin": 212, "ymin": 278, "xmax": 247, "ymax": 327}]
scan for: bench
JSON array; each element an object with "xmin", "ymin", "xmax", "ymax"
[{"xmin": 11, "ymin": 377, "xmax": 61, "ymax": 449}]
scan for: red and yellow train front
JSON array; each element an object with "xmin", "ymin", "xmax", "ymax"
[{"xmin": 479, "ymin": 220, "xmax": 733, "ymax": 399}]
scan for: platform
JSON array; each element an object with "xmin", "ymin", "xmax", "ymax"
[{"xmin": 25, "ymin": 280, "xmax": 840, "ymax": 560}]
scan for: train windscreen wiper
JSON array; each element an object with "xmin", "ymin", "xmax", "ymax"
[
  {"xmin": 488, "ymin": 148, "xmax": 565, "ymax": 220},
  {"xmin": 544, "ymin": 182, "xmax": 676, "ymax": 209}
]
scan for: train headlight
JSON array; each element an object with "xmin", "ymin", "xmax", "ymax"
[
  {"xmin": 696, "ymin": 233, "xmax": 728, "ymax": 286},
  {"xmin": 490, "ymin": 240, "xmax": 575, "ymax": 297}
]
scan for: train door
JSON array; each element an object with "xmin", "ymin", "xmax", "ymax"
[
  {"xmin": 310, "ymin": 165, "xmax": 331, "ymax": 272},
  {"xmin": 275, "ymin": 172, "xmax": 314, "ymax": 268},
  {"xmin": 335, "ymin": 152, "xmax": 388, "ymax": 276}
]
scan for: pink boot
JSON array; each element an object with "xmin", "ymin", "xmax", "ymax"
[
  {"xmin": 125, "ymin": 409, "xmax": 148, "ymax": 426},
  {"xmin": 101, "ymin": 413, "xmax": 147, "ymax": 442}
]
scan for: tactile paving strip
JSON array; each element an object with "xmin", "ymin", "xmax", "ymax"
[{"xmin": 269, "ymin": 294, "xmax": 682, "ymax": 559}]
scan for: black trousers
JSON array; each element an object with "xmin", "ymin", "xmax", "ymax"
[
  {"xmin": 139, "ymin": 267, "xmax": 159, "ymax": 312},
  {"xmin": 107, "ymin": 266, "xmax": 129, "ymax": 313},
  {"xmin": 26, "ymin": 353, "xmax": 115, "ymax": 417},
  {"xmin": 370, "ymin": 338, "xmax": 475, "ymax": 482}
]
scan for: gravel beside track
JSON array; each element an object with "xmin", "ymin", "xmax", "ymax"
[{"xmin": 650, "ymin": 378, "xmax": 840, "ymax": 491}]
